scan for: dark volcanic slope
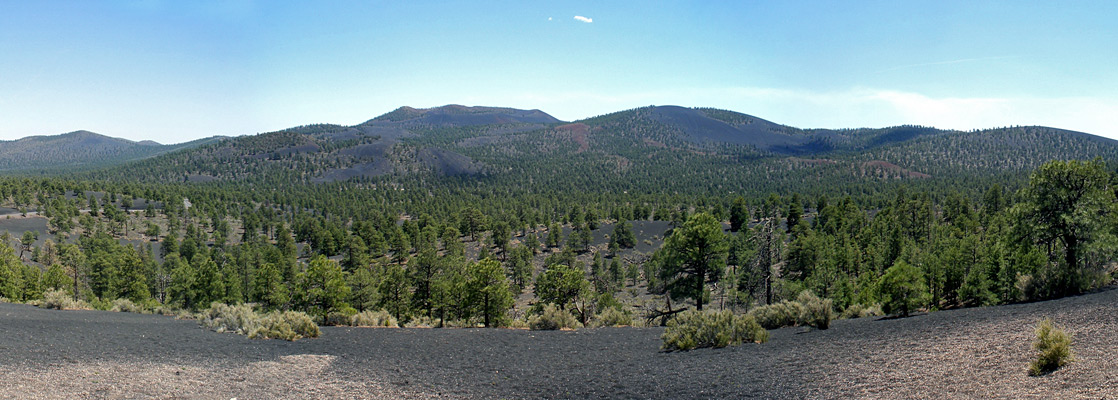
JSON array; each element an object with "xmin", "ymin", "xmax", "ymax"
[{"xmin": 3, "ymin": 287, "xmax": 1117, "ymax": 399}]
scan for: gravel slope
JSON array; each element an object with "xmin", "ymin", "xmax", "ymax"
[{"xmin": 2, "ymin": 287, "xmax": 1116, "ymax": 399}]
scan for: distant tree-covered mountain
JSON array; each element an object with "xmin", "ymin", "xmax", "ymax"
[
  {"xmin": 0, "ymin": 130, "xmax": 222, "ymax": 172},
  {"xmin": 12, "ymin": 104, "xmax": 1118, "ymax": 208}
]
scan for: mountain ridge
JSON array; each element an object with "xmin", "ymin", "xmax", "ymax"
[
  {"xmin": 8, "ymin": 105, "xmax": 1118, "ymax": 196},
  {"xmin": 0, "ymin": 130, "xmax": 225, "ymax": 172}
]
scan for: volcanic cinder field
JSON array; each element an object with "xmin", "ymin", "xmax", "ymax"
[{"xmin": 2, "ymin": 287, "xmax": 1116, "ymax": 399}]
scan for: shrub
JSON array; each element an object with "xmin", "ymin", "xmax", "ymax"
[
  {"xmin": 506, "ymin": 318, "xmax": 529, "ymax": 329},
  {"xmin": 350, "ymin": 309, "xmax": 398, "ymax": 327},
  {"xmin": 1029, "ymin": 318, "xmax": 1074, "ymax": 376},
  {"xmin": 251, "ymin": 311, "xmax": 321, "ymax": 341},
  {"xmin": 589, "ymin": 307, "xmax": 633, "ymax": 328},
  {"xmin": 405, "ymin": 315, "xmax": 438, "ymax": 328},
  {"xmin": 840, "ymin": 303, "xmax": 883, "ymax": 319},
  {"xmin": 661, "ymin": 310, "xmax": 768, "ymax": 351},
  {"xmin": 110, "ymin": 298, "xmax": 144, "ymax": 313},
  {"xmin": 877, "ymin": 260, "xmax": 930, "ymax": 317},
  {"xmin": 796, "ymin": 290, "xmax": 833, "ymax": 330},
  {"xmin": 324, "ymin": 307, "xmax": 358, "ymax": 326},
  {"xmin": 748, "ymin": 301, "xmax": 802, "ymax": 330},
  {"xmin": 40, "ymin": 289, "xmax": 90, "ymax": 310},
  {"xmin": 200, "ymin": 303, "xmax": 260, "ymax": 335},
  {"xmin": 89, "ymin": 297, "xmax": 113, "ymax": 311},
  {"xmin": 528, "ymin": 304, "xmax": 583, "ymax": 330}
]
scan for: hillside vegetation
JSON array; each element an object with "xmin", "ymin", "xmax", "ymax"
[
  {"xmin": 0, "ymin": 104, "xmax": 1115, "ymax": 336},
  {"xmin": 0, "ymin": 130, "xmax": 221, "ymax": 172}
]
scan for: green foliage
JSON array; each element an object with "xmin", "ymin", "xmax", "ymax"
[
  {"xmin": 0, "ymin": 241, "xmax": 27, "ymax": 301},
  {"xmin": 729, "ymin": 197, "xmax": 748, "ymax": 232},
  {"xmin": 1028, "ymin": 318, "xmax": 1074, "ymax": 376},
  {"xmin": 878, "ymin": 260, "xmax": 931, "ymax": 317},
  {"xmin": 297, "ymin": 255, "xmax": 351, "ymax": 320},
  {"xmin": 610, "ymin": 221, "xmax": 637, "ymax": 249},
  {"xmin": 505, "ymin": 245, "xmax": 533, "ymax": 292},
  {"xmin": 534, "ymin": 264, "xmax": 589, "ymax": 310},
  {"xmin": 377, "ymin": 263, "xmax": 410, "ymax": 321},
  {"xmin": 42, "ymin": 263, "xmax": 72, "ymax": 292},
  {"xmin": 589, "ymin": 306, "xmax": 633, "ymax": 328},
  {"xmin": 660, "ymin": 310, "xmax": 768, "ymax": 352},
  {"xmin": 656, "ymin": 212, "xmax": 728, "ymax": 310},
  {"xmin": 1015, "ymin": 159, "xmax": 1116, "ymax": 298},
  {"xmin": 528, "ymin": 303, "xmax": 583, "ymax": 330},
  {"xmin": 464, "ymin": 258, "xmax": 514, "ymax": 327}
]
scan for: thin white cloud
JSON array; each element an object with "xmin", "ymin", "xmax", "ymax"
[{"xmin": 574, "ymin": 15, "xmax": 593, "ymax": 23}]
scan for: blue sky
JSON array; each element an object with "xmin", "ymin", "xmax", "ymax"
[{"xmin": 2, "ymin": 1, "xmax": 1116, "ymax": 143}]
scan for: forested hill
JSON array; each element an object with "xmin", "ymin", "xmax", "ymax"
[
  {"xmin": 0, "ymin": 130, "xmax": 222, "ymax": 172},
  {"xmin": 64, "ymin": 104, "xmax": 1118, "ymax": 203}
]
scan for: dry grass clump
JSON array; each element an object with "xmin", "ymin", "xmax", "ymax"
[
  {"xmin": 748, "ymin": 290, "xmax": 835, "ymax": 330},
  {"xmin": 404, "ymin": 315, "xmax": 438, "ymax": 328},
  {"xmin": 110, "ymin": 298, "xmax": 145, "ymax": 313},
  {"xmin": 749, "ymin": 301, "xmax": 803, "ymax": 329},
  {"xmin": 152, "ymin": 305, "xmax": 194, "ymax": 319},
  {"xmin": 528, "ymin": 304, "xmax": 583, "ymax": 330},
  {"xmin": 589, "ymin": 307, "xmax": 633, "ymax": 328},
  {"xmin": 200, "ymin": 303, "xmax": 260, "ymax": 335},
  {"xmin": 350, "ymin": 310, "xmax": 398, "ymax": 327},
  {"xmin": 251, "ymin": 311, "xmax": 321, "ymax": 341},
  {"xmin": 661, "ymin": 310, "xmax": 768, "ymax": 351},
  {"xmin": 324, "ymin": 307, "xmax": 358, "ymax": 326},
  {"xmin": 1029, "ymin": 318, "xmax": 1074, "ymax": 376},
  {"xmin": 840, "ymin": 303, "xmax": 883, "ymax": 319},
  {"xmin": 199, "ymin": 302, "xmax": 319, "ymax": 341},
  {"xmin": 796, "ymin": 291, "xmax": 833, "ymax": 330},
  {"xmin": 506, "ymin": 318, "xmax": 529, "ymax": 329},
  {"xmin": 39, "ymin": 289, "xmax": 91, "ymax": 310}
]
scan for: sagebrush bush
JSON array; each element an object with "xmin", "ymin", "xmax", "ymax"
[
  {"xmin": 589, "ymin": 307, "xmax": 633, "ymax": 328},
  {"xmin": 89, "ymin": 297, "xmax": 112, "ymax": 311},
  {"xmin": 661, "ymin": 310, "xmax": 768, "ymax": 351},
  {"xmin": 200, "ymin": 303, "xmax": 260, "ymax": 335},
  {"xmin": 405, "ymin": 315, "xmax": 438, "ymax": 328},
  {"xmin": 40, "ymin": 289, "xmax": 90, "ymax": 310},
  {"xmin": 350, "ymin": 309, "xmax": 398, "ymax": 327},
  {"xmin": 1029, "ymin": 318, "xmax": 1074, "ymax": 376},
  {"xmin": 324, "ymin": 307, "xmax": 358, "ymax": 326},
  {"xmin": 748, "ymin": 301, "xmax": 802, "ymax": 329},
  {"xmin": 796, "ymin": 291, "xmax": 833, "ymax": 330},
  {"xmin": 251, "ymin": 311, "xmax": 321, "ymax": 341},
  {"xmin": 110, "ymin": 298, "xmax": 145, "ymax": 313},
  {"xmin": 528, "ymin": 304, "xmax": 583, "ymax": 330},
  {"xmin": 840, "ymin": 303, "xmax": 883, "ymax": 319},
  {"xmin": 506, "ymin": 318, "xmax": 529, "ymax": 329}
]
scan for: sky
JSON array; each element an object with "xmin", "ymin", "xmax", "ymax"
[{"xmin": 1, "ymin": 1, "xmax": 1117, "ymax": 143}]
